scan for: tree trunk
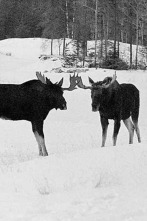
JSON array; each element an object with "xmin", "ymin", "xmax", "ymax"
[
  {"xmin": 72, "ymin": 0, "xmax": 76, "ymax": 39},
  {"xmin": 104, "ymin": 12, "xmax": 108, "ymax": 59},
  {"xmin": 135, "ymin": 11, "xmax": 139, "ymax": 69},
  {"xmin": 66, "ymin": 0, "xmax": 69, "ymax": 38},
  {"xmin": 63, "ymin": 37, "xmax": 66, "ymax": 57},
  {"xmin": 58, "ymin": 39, "xmax": 62, "ymax": 55},
  {"xmin": 120, "ymin": 17, "xmax": 124, "ymax": 43},
  {"xmin": 51, "ymin": 38, "xmax": 53, "ymax": 55},
  {"xmin": 117, "ymin": 30, "xmax": 120, "ymax": 58},
  {"xmin": 129, "ymin": 2, "xmax": 133, "ymax": 69},
  {"xmin": 141, "ymin": 20, "xmax": 144, "ymax": 45},
  {"xmin": 113, "ymin": 0, "xmax": 117, "ymax": 58},
  {"xmin": 82, "ymin": 41, "xmax": 86, "ymax": 67},
  {"xmin": 125, "ymin": 32, "xmax": 128, "ymax": 43},
  {"xmin": 94, "ymin": 0, "xmax": 98, "ymax": 67},
  {"xmin": 100, "ymin": 14, "xmax": 104, "ymax": 59},
  {"xmin": 130, "ymin": 33, "xmax": 133, "ymax": 69}
]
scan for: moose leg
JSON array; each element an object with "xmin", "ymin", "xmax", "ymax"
[
  {"xmin": 31, "ymin": 120, "xmax": 48, "ymax": 156},
  {"xmin": 132, "ymin": 120, "xmax": 141, "ymax": 143},
  {"xmin": 113, "ymin": 119, "xmax": 121, "ymax": 146},
  {"xmin": 123, "ymin": 118, "xmax": 134, "ymax": 144},
  {"xmin": 100, "ymin": 116, "xmax": 109, "ymax": 147}
]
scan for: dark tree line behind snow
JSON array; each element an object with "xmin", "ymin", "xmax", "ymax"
[{"xmin": 0, "ymin": 0, "xmax": 147, "ymax": 68}]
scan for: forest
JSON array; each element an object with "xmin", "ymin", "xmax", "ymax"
[{"xmin": 0, "ymin": 0, "xmax": 147, "ymax": 69}]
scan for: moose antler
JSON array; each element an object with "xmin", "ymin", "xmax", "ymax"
[
  {"xmin": 36, "ymin": 72, "xmax": 47, "ymax": 84},
  {"xmin": 77, "ymin": 73, "xmax": 117, "ymax": 90},
  {"xmin": 36, "ymin": 72, "xmax": 78, "ymax": 90},
  {"xmin": 76, "ymin": 76, "xmax": 92, "ymax": 90},
  {"xmin": 62, "ymin": 74, "xmax": 78, "ymax": 91}
]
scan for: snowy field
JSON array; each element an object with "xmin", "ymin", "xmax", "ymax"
[{"xmin": 0, "ymin": 38, "xmax": 147, "ymax": 221}]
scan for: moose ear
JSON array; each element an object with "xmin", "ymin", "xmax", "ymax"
[
  {"xmin": 89, "ymin": 77, "xmax": 94, "ymax": 85},
  {"xmin": 57, "ymin": 78, "xmax": 63, "ymax": 87},
  {"xmin": 102, "ymin": 77, "xmax": 112, "ymax": 85}
]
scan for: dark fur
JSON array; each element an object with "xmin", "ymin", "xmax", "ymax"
[
  {"xmin": 90, "ymin": 77, "xmax": 141, "ymax": 146},
  {"xmin": 0, "ymin": 79, "xmax": 67, "ymax": 156}
]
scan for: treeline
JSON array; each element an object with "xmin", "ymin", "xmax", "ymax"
[
  {"xmin": 0, "ymin": 0, "xmax": 147, "ymax": 42},
  {"xmin": 0, "ymin": 0, "xmax": 147, "ymax": 68}
]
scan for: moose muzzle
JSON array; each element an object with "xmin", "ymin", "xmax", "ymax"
[{"xmin": 92, "ymin": 104, "xmax": 100, "ymax": 112}]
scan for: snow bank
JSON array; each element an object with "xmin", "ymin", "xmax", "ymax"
[
  {"xmin": 0, "ymin": 38, "xmax": 147, "ymax": 221},
  {"xmin": 0, "ymin": 38, "xmax": 71, "ymax": 59},
  {"xmin": 0, "ymin": 144, "xmax": 146, "ymax": 196}
]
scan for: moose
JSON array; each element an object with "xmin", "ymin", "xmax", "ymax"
[
  {"xmin": 0, "ymin": 72, "xmax": 77, "ymax": 156},
  {"xmin": 77, "ymin": 73, "xmax": 141, "ymax": 147}
]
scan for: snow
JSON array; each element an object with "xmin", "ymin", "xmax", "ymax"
[{"xmin": 0, "ymin": 38, "xmax": 147, "ymax": 221}]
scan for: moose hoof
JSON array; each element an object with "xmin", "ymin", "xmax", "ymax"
[
  {"xmin": 43, "ymin": 151, "xmax": 48, "ymax": 156},
  {"xmin": 39, "ymin": 151, "xmax": 43, "ymax": 156}
]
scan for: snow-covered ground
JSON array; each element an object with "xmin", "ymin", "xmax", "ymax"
[{"xmin": 0, "ymin": 38, "xmax": 147, "ymax": 221}]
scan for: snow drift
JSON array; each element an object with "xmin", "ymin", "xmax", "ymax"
[{"xmin": 0, "ymin": 38, "xmax": 147, "ymax": 221}]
